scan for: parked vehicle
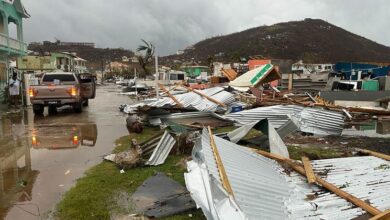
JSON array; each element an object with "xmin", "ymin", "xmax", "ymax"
[{"xmin": 29, "ymin": 71, "xmax": 96, "ymax": 114}]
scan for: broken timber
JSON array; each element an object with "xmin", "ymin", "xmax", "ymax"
[
  {"xmin": 208, "ymin": 126, "xmax": 234, "ymax": 196},
  {"xmin": 356, "ymin": 148, "xmax": 390, "ymax": 161},
  {"xmin": 252, "ymin": 149, "xmax": 382, "ymax": 216},
  {"xmin": 369, "ymin": 209, "xmax": 390, "ymax": 220},
  {"xmin": 158, "ymin": 83, "xmax": 183, "ymax": 108},
  {"xmin": 181, "ymin": 85, "xmax": 227, "ymax": 108},
  {"xmin": 301, "ymin": 156, "xmax": 316, "ymax": 184}
]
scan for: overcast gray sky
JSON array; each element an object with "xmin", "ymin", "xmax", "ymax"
[{"xmin": 22, "ymin": 0, "xmax": 390, "ymax": 55}]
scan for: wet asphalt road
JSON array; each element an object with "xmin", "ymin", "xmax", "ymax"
[{"xmin": 0, "ymin": 85, "xmax": 130, "ymax": 219}]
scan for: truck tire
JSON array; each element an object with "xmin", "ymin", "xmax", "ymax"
[
  {"xmin": 33, "ymin": 104, "xmax": 44, "ymax": 115},
  {"xmin": 73, "ymin": 102, "xmax": 83, "ymax": 113},
  {"xmin": 83, "ymin": 99, "xmax": 89, "ymax": 107}
]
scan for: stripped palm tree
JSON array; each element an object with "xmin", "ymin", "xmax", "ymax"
[{"xmin": 136, "ymin": 39, "xmax": 155, "ymax": 77}]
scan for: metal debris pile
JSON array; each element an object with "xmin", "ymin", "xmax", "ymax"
[
  {"xmin": 185, "ymin": 128, "xmax": 390, "ymax": 220},
  {"xmin": 112, "ymin": 79, "xmax": 390, "ymax": 219}
]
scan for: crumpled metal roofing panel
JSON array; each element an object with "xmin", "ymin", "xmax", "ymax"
[
  {"xmin": 140, "ymin": 87, "xmax": 235, "ymax": 112},
  {"xmin": 145, "ymin": 131, "xmax": 176, "ymax": 166},
  {"xmin": 185, "ymin": 129, "xmax": 388, "ymax": 219},
  {"xmin": 225, "ymin": 105, "xmax": 344, "ymax": 135},
  {"xmin": 312, "ymin": 156, "xmax": 390, "ymax": 212}
]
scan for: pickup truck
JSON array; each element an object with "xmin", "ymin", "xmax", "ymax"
[{"xmin": 29, "ymin": 71, "xmax": 96, "ymax": 115}]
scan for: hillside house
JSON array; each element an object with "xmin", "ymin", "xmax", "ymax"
[
  {"xmin": 17, "ymin": 52, "xmax": 88, "ymax": 74},
  {"xmin": 181, "ymin": 65, "xmax": 209, "ymax": 78},
  {"xmin": 292, "ymin": 60, "xmax": 333, "ymax": 74},
  {"xmin": 74, "ymin": 56, "xmax": 87, "ymax": 74}
]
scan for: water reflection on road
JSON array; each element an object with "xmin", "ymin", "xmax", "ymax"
[{"xmin": 0, "ymin": 85, "xmax": 130, "ymax": 219}]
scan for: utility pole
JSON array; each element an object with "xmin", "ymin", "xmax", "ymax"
[
  {"xmin": 134, "ymin": 67, "xmax": 137, "ymax": 96},
  {"xmin": 155, "ymin": 54, "xmax": 159, "ymax": 100}
]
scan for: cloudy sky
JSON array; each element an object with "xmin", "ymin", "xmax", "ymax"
[{"xmin": 22, "ymin": 0, "xmax": 390, "ymax": 55}]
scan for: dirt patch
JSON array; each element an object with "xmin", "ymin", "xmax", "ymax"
[{"xmin": 285, "ymin": 133, "xmax": 390, "ymax": 155}]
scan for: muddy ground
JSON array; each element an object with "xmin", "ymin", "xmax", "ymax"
[{"xmin": 285, "ymin": 133, "xmax": 390, "ymax": 155}]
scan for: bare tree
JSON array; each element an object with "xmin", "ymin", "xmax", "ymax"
[{"xmin": 136, "ymin": 39, "xmax": 155, "ymax": 77}]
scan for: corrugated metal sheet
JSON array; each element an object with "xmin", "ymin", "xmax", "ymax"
[
  {"xmin": 225, "ymin": 105, "xmax": 344, "ymax": 135},
  {"xmin": 145, "ymin": 131, "xmax": 176, "ymax": 166},
  {"xmin": 123, "ymin": 87, "xmax": 235, "ymax": 113},
  {"xmin": 149, "ymin": 112, "xmax": 234, "ymax": 127},
  {"xmin": 185, "ymin": 129, "xmax": 390, "ymax": 220},
  {"xmin": 312, "ymin": 156, "xmax": 390, "ymax": 212}
]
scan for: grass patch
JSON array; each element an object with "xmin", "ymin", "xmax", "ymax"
[
  {"xmin": 55, "ymin": 127, "xmax": 205, "ymax": 220},
  {"xmin": 288, "ymin": 145, "xmax": 343, "ymax": 160}
]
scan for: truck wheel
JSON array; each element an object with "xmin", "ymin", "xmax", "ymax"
[
  {"xmin": 73, "ymin": 102, "xmax": 83, "ymax": 113},
  {"xmin": 83, "ymin": 99, "xmax": 89, "ymax": 107},
  {"xmin": 33, "ymin": 104, "xmax": 44, "ymax": 115}
]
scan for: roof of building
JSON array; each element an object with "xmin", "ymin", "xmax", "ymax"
[
  {"xmin": 221, "ymin": 69, "xmax": 238, "ymax": 81},
  {"xmin": 10, "ymin": 0, "xmax": 30, "ymax": 18},
  {"xmin": 229, "ymin": 64, "xmax": 281, "ymax": 91}
]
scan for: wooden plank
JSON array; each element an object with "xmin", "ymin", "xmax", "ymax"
[
  {"xmin": 181, "ymin": 86, "xmax": 227, "ymax": 107},
  {"xmin": 356, "ymin": 148, "xmax": 390, "ymax": 161},
  {"xmin": 158, "ymin": 83, "xmax": 183, "ymax": 108},
  {"xmin": 369, "ymin": 209, "xmax": 390, "ymax": 220},
  {"xmin": 288, "ymin": 73, "xmax": 293, "ymax": 91},
  {"xmin": 301, "ymin": 156, "xmax": 316, "ymax": 184},
  {"xmin": 253, "ymin": 149, "xmax": 382, "ymax": 216},
  {"xmin": 207, "ymin": 126, "xmax": 234, "ymax": 196}
]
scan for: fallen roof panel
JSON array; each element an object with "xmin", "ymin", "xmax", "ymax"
[
  {"xmin": 123, "ymin": 87, "xmax": 235, "ymax": 113},
  {"xmin": 229, "ymin": 64, "xmax": 281, "ymax": 91},
  {"xmin": 221, "ymin": 69, "xmax": 238, "ymax": 81},
  {"xmin": 225, "ymin": 105, "xmax": 345, "ymax": 135},
  {"xmin": 145, "ymin": 131, "xmax": 176, "ymax": 166},
  {"xmin": 149, "ymin": 111, "xmax": 234, "ymax": 127},
  {"xmin": 312, "ymin": 156, "xmax": 390, "ymax": 211},
  {"xmin": 185, "ymin": 129, "xmax": 390, "ymax": 219}
]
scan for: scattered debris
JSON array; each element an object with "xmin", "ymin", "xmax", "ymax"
[
  {"xmin": 147, "ymin": 112, "xmax": 233, "ymax": 128},
  {"xmin": 185, "ymin": 129, "xmax": 390, "ymax": 220},
  {"xmin": 131, "ymin": 172, "xmax": 196, "ymax": 218},
  {"xmin": 225, "ymin": 105, "xmax": 345, "ymax": 135},
  {"xmin": 145, "ymin": 131, "xmax": 176, "ymax": 166},
  {"xmin": 111, "ymin": 70, "xmax": 390, "ymax": 219},
  {"xmin": 126, "ymin": 115, "xmax": 143, "ymax": 133},
  {"xmin": 121, "ymin": 87, "xmax": 235, "ymax": 114},
  {"xmin": 104, "ymin": 139, "xmax": 143, "ymax": 169},
  {"xmin": 256, "ymin": 119, "xmax": 290, "ymax": 158},
  {"xmin": 229, "ymin": 64, "xmax": 281, "ymax": 92}
]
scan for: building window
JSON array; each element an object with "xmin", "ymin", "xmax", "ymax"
[{"xmin": 170, "ymin": 74, "xmax": 178, "ymax": 80}]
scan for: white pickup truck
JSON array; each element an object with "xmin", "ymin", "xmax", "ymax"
[{"xmin": 29, "ymin": 71, "xmax": 96, "ymax": 114}]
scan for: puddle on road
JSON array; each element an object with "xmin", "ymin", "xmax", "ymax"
[
  {"xmin": 30, "ymin": 123, "xmax": 98, "ymax": 150},
  {"xmin": 0, "ymin": 85, "xmax": 131, "ymax": 220},
  {"xmin": 342, "ymin": 120, "xmax": 390, "ymax": 138}
]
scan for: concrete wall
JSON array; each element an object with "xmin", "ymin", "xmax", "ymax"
[
  {"xmin": 334, "ymin": 100, "xmax": 380, "ymax": 108},
  {"xmin": 320, "ymin": 90, "xmax": 390, "ymax": 102}
]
